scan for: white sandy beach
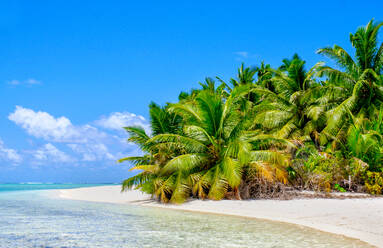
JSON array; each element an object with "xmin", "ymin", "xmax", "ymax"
[{"xmin": 57, "ymin": 186, "xmax": 383, "ymax": 247}]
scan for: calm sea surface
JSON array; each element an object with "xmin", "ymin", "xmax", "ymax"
[{"xmin": 0, "ymin": 184, "xmax": 372, "ymax": 248}]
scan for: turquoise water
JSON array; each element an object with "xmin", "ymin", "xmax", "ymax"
[
  {"xmin": 0, "ymin": 183, "xmax": 109, "ymax": 192},
  {"xmin": 0, "ymin": 184, "xmax": 372, "ymax": 248}
]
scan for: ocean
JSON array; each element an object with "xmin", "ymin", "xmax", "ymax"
[{"xmin": 0, "ymin": 184, "xmax": 371, "ymax": 248}]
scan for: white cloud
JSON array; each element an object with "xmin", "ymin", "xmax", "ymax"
[
  {"xmin": 234, "ymin": 51, "xmax": 263, "ymax": 62},
  {"xmin": 234, "ymin": 51, "xmax": 249, "ymax": 58},
  {"xmin": 95, "ymin": 112, "xmax": 151, "ymax": 133},
  {"xmin": 0, "ymin": 139, "xmax": 22, "ymax": 164},
  {"xmin": 8, "ymin": 106, "xmax": 107, "ymax": 143},
  {"xmin": 68, "ymin": 143, "xmax": 115, "ymax": 161},
  {"xmin": 7, "ymin": 80, "xmax": 21, "ymax": 85},
  {"xmin": 33, "ymin": 143, "xmax": 73, "ymax": 163},
  {"xmin": 7, "ymin": 106, "xmax": 144, "ymax": 166},
  {"xmin": 7, "ymin": 78, "xmax": 41, "ymax": 86},
  {"xmin": 25, "ymin": 79, "xmax": 41, "ymax": 85}
]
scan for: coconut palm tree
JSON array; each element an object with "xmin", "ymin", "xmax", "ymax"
[
  {"xmin": 317, "ymin": 19, "xmax": 383, "ymax": 146},
  {"xmin": 255, "ymin": 61, "xmax": 274, "ymax": 91},
  {"xmin": 341, "ymin": 107, "xmax": 383, "ymax": 171},
  {"xmin": 252, "ymin": 54, "xmax": 324, "ymax": 141},
  {"xmin": 118, "ymin": 20, "xmax": 383, "ymax": 201},
  {"xmin": 122, "ymin": 87, "xmax": 292, "ymax": 203},
  {"xmin": 229, "ymin": 63, "xmax": 257, "ymax": 87},
  {"xmin": 118, "ymin": 102, "xmax": 182, "ymax": 192},
  {"xmin": 178, "ymin": 77, "xmax": 230, "ymax": 102}
]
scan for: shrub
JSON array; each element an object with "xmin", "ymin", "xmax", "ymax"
[
  {"xmin": 334, "ymin": 183, "xmax": 346, "ymax": 192},
  {"xmin": 291, "ymin": 145, "xmax": 359, "ymax": 192},
  {"xmin": 364, "ymin": 171, "xmax": 383, "ymax": 195}
]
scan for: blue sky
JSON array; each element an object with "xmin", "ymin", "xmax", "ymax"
[{"xmin": 0, "ymin": 1, "xmax": 382, "ymax": 183}]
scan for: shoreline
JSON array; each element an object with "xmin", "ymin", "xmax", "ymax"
[{"xmin": 56, "ymin": 185, "xmax": 383, "ymax": 247}]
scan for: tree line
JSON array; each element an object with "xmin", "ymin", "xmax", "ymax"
[{"xmin": 119, "ymin": 19, "xmax": 383, "ymax": 203}]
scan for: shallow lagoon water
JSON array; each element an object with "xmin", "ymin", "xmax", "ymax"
[{"xmin": 0, "ymin": 185, "xmax": 372, "ymax": 248}]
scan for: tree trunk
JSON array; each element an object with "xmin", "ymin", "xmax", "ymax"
[{"xmin": 234, "ymin": 187, "xmax": 242, "ymax": 200}]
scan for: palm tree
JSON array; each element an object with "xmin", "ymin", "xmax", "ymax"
[
  {"xmin": 253, "ymin": 54, "xmax": 324, "ymax": 142},
  {"xmin": 118, "ymin": 102, "xmax": 182, "ymax": 193},
  {"xmin": 229, "ymin": 63, "xmax": 257, "ymax": 87},
  {"xmin": 121, "ymin": 87, "xmax": 292, "ymax": 203},
  {"xmin": 317, "ymin": 19, "xmax": 383, "ymax": 146},
  {"xmin": 178, "ymin": 77, "xmax": 230, "ymax": 102},
  {"xmin": 344, "ymin": 107, "xmax": 383, "ymax": 171},
  {"xmin": 118, "ymin": 20, "xmax": 383, "ymax": 201},
  {"xmin": 199, "ymin": 77, "xmax": 230, "ymax": 98},
  {"xmin": 255, "ymin": 61, "xmax": 273, "ymax": 91}
]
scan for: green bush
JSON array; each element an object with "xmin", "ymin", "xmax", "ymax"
[
  {"xmin": 365, "ymin": 171, "xmax": 383, "ymax": 195},
  {"xmin": 291, "ymin": 145, "xmax": 370, "ymax": 193},
  {"xmin": 292, "ymin": 145, "xmax": 346, "ymax": 192},
  {"xmin": 334, "ymin": 183, "xmax": 346, "ymax": 192}
]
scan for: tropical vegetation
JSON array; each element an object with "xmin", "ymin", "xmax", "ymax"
[{"xmin": 119, "ymin": 19, "xmax": 383, "ymax": 203}]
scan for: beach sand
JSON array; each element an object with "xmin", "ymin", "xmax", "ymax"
[{"xmin": 57, "ymin": 186, "xmax": 383, "ymax": 247}]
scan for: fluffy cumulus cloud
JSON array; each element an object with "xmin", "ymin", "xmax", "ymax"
[
  {"xmin": 7, "ymin": 106, "xmax": 147, "ymax": 166},
  {"xmin": 95, "ymin": 111, "xmax": 151, "ymax": 133},
  {"xmin": 0, "ymin": 139, "xmax": 22, "ymax": 164},
  {"xmin": 8, "ymin": 106, "xmax": 107, "ymax": 143},
  {"xmin": 33, "ymin": 143, "xmax": 73, "ymax": 163}
]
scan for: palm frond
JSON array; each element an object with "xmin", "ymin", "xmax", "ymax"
[
  {"xmin": 161, "ymin": 153, "xmax": 208, "ymax": 174},
  {"xmin": 147, "ymin": 134, "xmax": 208, "ymax": 153},
  {"xmin": 121, "ymin": 173, "xmax": 152, "ymax": 191}
]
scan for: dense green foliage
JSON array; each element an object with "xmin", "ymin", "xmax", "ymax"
[{"xmin": 119, "ymin": 19, "xmax": 383, "ymax": 203}]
